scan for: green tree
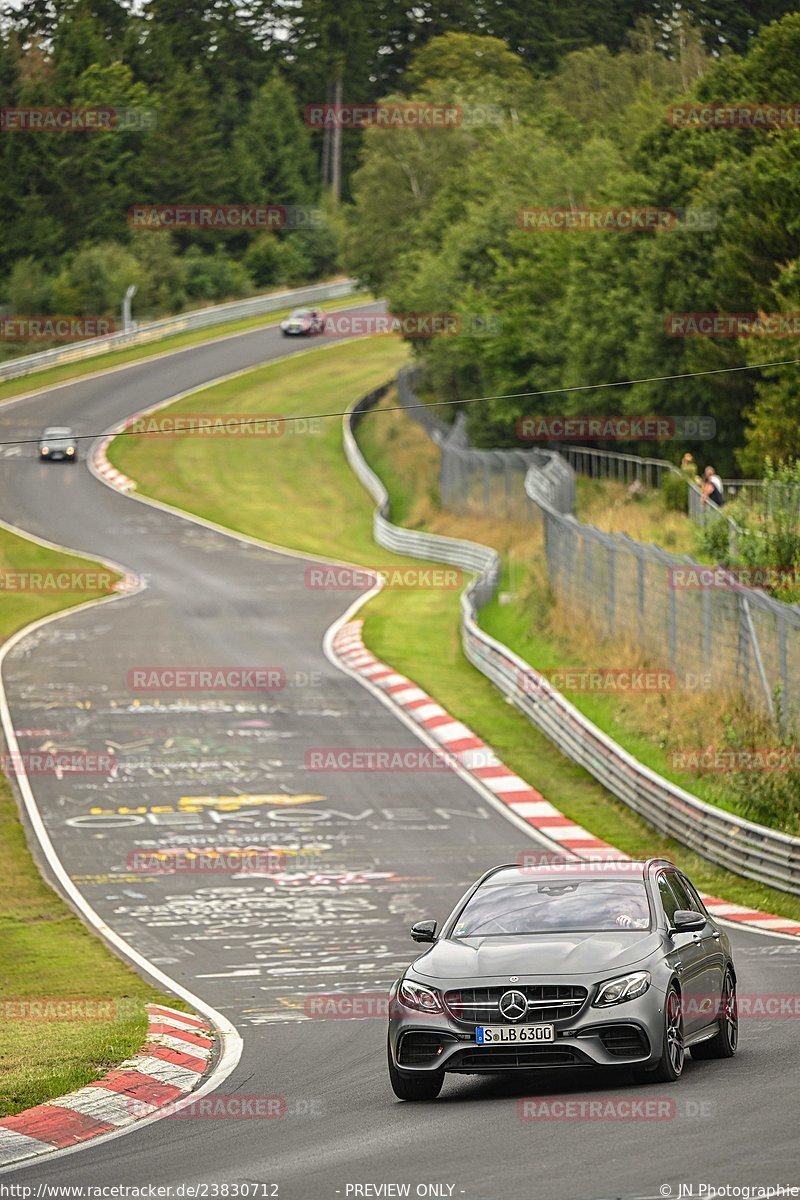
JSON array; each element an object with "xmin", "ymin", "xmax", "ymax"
[
  {"xmin": 231, "ymin": 73, "xmax": 316, "ymax": 205},
  {"xmin": 135, "ymin": 67, "xmax": 230, "ymax": 253},
  {"xmin": 50, "ymin": 242, "xmax": 148, "ymax": 316}
]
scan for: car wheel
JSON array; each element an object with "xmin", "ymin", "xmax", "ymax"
[
  {"xmin": 690, "ymin": 970, "xmax": 737, "ymax": 1060},
  {"xmin": 636, "ymin": 984, "xmax": 684, "ymax": 1083},
  {"xmin": 387, "ymin": 1039, "xmax": 443, "ymax": 1101}
]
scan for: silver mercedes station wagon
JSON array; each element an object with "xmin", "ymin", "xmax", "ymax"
[{"xmin": 387, "ymin": 858, "xmax": 737, "ymax": 1100}]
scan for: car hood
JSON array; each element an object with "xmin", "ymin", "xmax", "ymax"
[{"xmin": 412, "ymin": 932, "xmax": 661, "ymax": 980}]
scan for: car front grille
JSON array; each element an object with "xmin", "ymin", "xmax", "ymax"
[
  {"xmin": 444, "ymin": 984, "xmax": 588, "ymax": 1025},
  {"xmin": 450, "ymin": 1045, "xmax": 591, "ymax": 1070}
]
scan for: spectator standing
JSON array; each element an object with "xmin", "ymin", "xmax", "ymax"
[{"xmin": 701, "ymin": 465, "xmax": 725, "ymax": 507}]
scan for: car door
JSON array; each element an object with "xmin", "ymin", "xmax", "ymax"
[
  {"xmin": 675, "ymin": 872, "xmax": 725, "ymax": 1021},
  {"xmin": 657, "ymin": 871, "xmax": 708, "ymax": 1035}
]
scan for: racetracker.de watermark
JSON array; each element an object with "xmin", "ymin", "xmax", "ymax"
[
  {"xmin": 304, "ymin": 565, "xmax": 462, "ymax": 590},
  {"xmin": 519, "ymin": 1097, "xmax": 714, "ymax": 1120},
  {"xmin": 322, "ymin": 313, "xmax": 500, "ymax": 337},
  {"xmin": 667, "ymin": 102, "xmax": 800, "ymax": 128},
  {"xmin": 305, "ymin": 992, "xmax": 459, "ymax": 1020},
  {"xmin": 0, "ymin": 569, "xmax": 115, "ymax": 592},
  {"xmin": 304, "ymin": 748, "xmax": 488, "ymax": 771},
  {"xmin": 666, "ymin": 313, "xmax": 800, "ymax": 337},
  {"xmin": 128, "ymin": 848, "xmax": 284, "ymax": 874},
  {"xmin": 683, "ymin": 995, "xmax": 800, "ymax": 1019},
  {"xmin": 126, "ymin": 1095, "xmax": 286, "ymax": 1119},
  {"xmin": 516, "ymin": 415, "xmax": 715, "ymax": 441},
  {"xmin": 129, "ymin": 204, "xmax": 321, "ymax": 230},
  {"xmin": 1, "ymin": 999, "xmax": 116, "ymax": 1020},
  {"xmin": 669, "ymin": 566, "xmax": 800, "ymax": 592},
  {"xmin": 1, "ymin": 106, "xmax": 156, "ymax": 131},
  {"xmin": 670, "ymin": 746, "xmax": 800, "ymax": 772},
  {"xmin": 517, "ymin": 207, "xmax": 715, "ymax": 232},
  {"xmin": 128, "ymin": 667, "xmax": 287, "ymax": 691},
  {"xmin": 515, "ymin": 667, "xmax": 712, "ymax": 694},
  {"xmin": 517, "ymin": 853, "xmax": 676, "ymax": 873},
  {"xmin": 305, "ymin": 993, "xmax": 393, "ymax": 1018},
  {"xmin": 1, "ymin": 752, "xmax": 115, "ymax": 774},
  {"xmin": 123, "ymin": 414, "xmax": 320, "ymax": 437},
  {"xmin": 516, "ymin": 667, "xmax": 676, "ymax": 694},
  {"xmin": 0, "ymin": 317, "xmax": 114, "ymax": 341},
  {"xmin": 304, "ymin": 102, "xmax": 503, "ymax": 129}
]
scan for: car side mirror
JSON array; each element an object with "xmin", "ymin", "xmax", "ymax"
[
  {"xmin": 671, "ymin": 909, "xmax": 706, "ymax": 934},
  {"xmin": 410, "ymin": 920, "xmax": 437, "ymax": 943}
]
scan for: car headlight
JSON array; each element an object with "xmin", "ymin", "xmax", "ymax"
[
  {"xmin": 593, "ymin": 971, "xmax": 651, "ymax": 1007},
  {"xmin": 41, "ymin": 446, "xmax": 49, "ymax": 454},
  {"xmin": 398, "ymin": 979, "xmax": 443, "ymax": 1014},
  {"xmin": 66, "ymin": 447, "xmax": 75, "ymax": 455}
]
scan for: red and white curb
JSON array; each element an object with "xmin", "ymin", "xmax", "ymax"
[
  {"xmin": 332, "ymin": 619, "xmax": 800, "ymax": 940},
  {"xmin": 94, "ymin": 432, "xmax": 136, "ymax": 493},
  {"xmin": 0, "ymin": 1005, "xmax": 214, "ymax": 1165}
]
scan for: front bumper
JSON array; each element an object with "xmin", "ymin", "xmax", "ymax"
[{"xmin": 389, "ymin": 983, "xmax": 666, "ymax": 1074}]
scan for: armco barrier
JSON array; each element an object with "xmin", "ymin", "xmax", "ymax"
[
  {"xmin": 345, "ymin": 385, "xmax": 800, "ymax": 896},
  {"xmin": 0, "ymin": 279, "xmax": 358, "ymax": 384}
]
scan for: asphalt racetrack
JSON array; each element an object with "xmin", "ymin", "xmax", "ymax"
[{"xmin": 1, "ymin": 308, "xmax": 798, "ymax": 1200}]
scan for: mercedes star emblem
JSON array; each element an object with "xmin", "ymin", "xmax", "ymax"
[{"xmin": 499, "ymin": 989, "xmax": 528, "ymax": 1022}]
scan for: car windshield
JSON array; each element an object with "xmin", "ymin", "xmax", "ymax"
[
  {"xmin": 288, "ymin": 309, "xmax": 310, "ymax": 319},
  {"xmin": 452, "ymin": 879, "xmax": 652, "ymax": 935},
  {"xmin": 42, "ymin": 428, "xmax": 73, "ymax": 439}
]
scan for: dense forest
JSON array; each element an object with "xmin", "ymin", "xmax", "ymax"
[
  {"xmin": 347, "ymin": 15, "xmax": 800, "ymax": 472},
  {"xmin": 2, "ymin": 0, "xmax": 800, "ymax": 467}
]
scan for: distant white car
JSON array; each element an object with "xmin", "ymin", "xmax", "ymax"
[
  {"xmin": 279, "ymin": 308, "xmax": 326, "ymax": 336},
  {"xmin": 39, "ymin": 427, "xmax": 77, "ymax": 462}
]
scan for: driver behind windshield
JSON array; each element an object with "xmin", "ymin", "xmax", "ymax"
[{"xmin": 453, "ymin": 878, "xmax": 652, "ymax": 936}]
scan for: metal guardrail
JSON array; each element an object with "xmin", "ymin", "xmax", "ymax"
[
  {"xmin": 0, "ymin": 279, "xmax": 358, "ymax": 384},
  {"xmin": 345, "ymin": 384, "xmax": 800, "ymax": 897},
  {"xmin": 346, "ymin": 384, "xmax": 500, "ymax": 607}
]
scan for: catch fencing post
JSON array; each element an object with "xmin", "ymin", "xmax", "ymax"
[
  {"xmin": 607, "ymin": 542, "xmax": 617, "ymax": 635},
  {"xmin": 779, "ymin": 615, "xmax": 789, "ymax": 725}
]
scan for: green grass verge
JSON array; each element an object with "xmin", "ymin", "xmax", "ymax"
[
  {"xmin": 109, "ymin": 338, "xmax": 800, "ymax": 924},
  {"xmin": 477, "ymin": 576, "xmax": 742, "ymax": 814},
  {"xmin": 0, "ymin": 528, "xmax": 185, "ymax": 1116},
  {"xmin": 575, "ymin": 476, "xmax": 711, "ymax": 561},
  {"xmin": 0, "ymin": 285, "xmax": 371, "ymax": 407}
]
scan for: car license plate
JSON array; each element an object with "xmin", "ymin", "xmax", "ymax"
[{"xmin": 476, "ymin": 1023, "xmax": 555, "ymax": 1044}]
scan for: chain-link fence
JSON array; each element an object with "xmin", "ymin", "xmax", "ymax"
[
  {"xmin": 395, "ymin": 367, "xmax": 800, "ymax": 720},
  {"xmin": 349, "ymin": 380, "xmax": 800, "ymax": 895},
  {"xmin": 396, "ymin": 368, "xmax": 575, "ymax": 520},
  {"xmin": 537, "ymin": 504, "xmax": 800, "ymax": 719}
]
